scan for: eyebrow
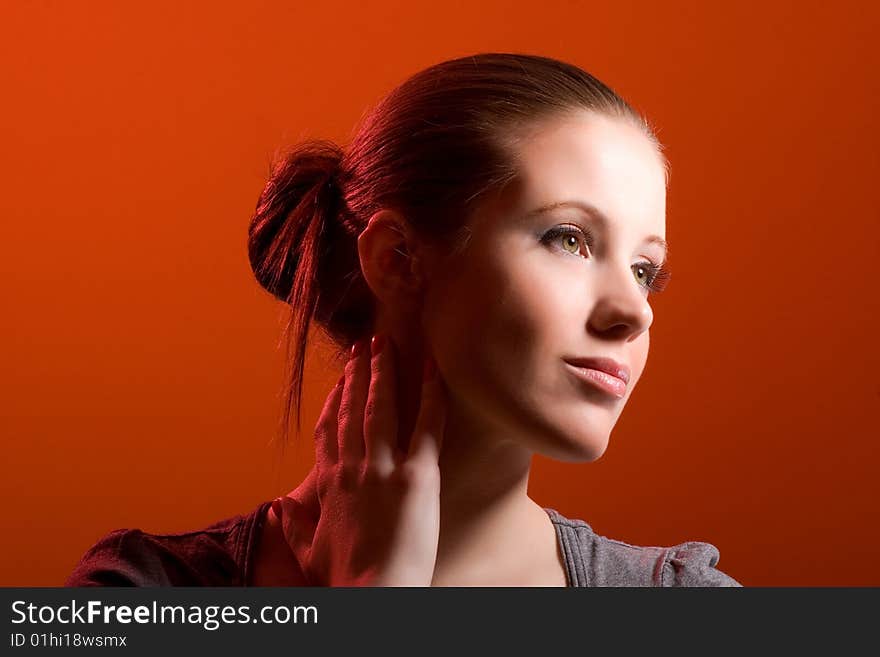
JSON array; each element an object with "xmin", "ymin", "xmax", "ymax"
[{"xmin": 524, "ymin": 200, "xmax": 669, "ymax": 264}]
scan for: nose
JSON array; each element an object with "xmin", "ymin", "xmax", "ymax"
[{"xmin": 587, "ymin": 260, "xmax": 653, "ymax": 342}]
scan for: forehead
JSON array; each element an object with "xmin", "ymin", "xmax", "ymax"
[{"xmin": 501, "ymin": 111, "xmax": 667, "ymax": 239}]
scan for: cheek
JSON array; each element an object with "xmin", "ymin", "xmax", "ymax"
[
  {"xmin": 424, "ymin": 254, "xmax": 577, "ymax": 416},
  {"xmin": 426, "ymin": 262, "xmax": 517, "ymax": 388},
  {"xmin": 628, "ymin": 329, "xmax": 650, "ymax": 388}
]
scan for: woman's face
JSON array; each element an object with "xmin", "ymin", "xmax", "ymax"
[{"xmin": 423, "ymin": 110, "xmax": 668, "ymax": 462}]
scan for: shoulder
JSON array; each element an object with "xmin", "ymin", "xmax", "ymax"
[
  {"xmin": 64, "ymin": 501, "xmax": 272, "ymax": 587},
  {"xmin": 544, "ymin": 507, "xmax": 742, "ymax": 587},
  {"xmin": 660, "ymin": 540, "xmax": 742, "ymax": 587}
]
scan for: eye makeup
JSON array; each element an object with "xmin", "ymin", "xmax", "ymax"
[
  {"xmin": 539, "ymin": 222, "xmax": 671, "ymax": 294},
  {"xmin": 525, "ymin": 199, "xmax": 668, "ymax": 266}
]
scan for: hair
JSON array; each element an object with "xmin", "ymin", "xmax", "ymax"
[{"xmin": 247, "ymin": 52, "xmax": 666, "ymax": 451}]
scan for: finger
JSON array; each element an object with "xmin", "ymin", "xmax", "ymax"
[
  {"xmin": 339, "ymin": 338, "xmax": 369, "ymax": 467},
  {"xmin": 363, "ymin": 334, "xmax": 399, "ymax": 476},
  {"xmin": 407, "ymin": 355, "xmax": 447, "ymax": 466},
  {"xmin": 315, "ymin": 374, "xmax": 344, "ymax": 467}
]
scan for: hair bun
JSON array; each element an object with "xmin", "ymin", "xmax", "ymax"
[{"xmin": 247, "ymin": 140, "xmax": 344, "ymax": 304}]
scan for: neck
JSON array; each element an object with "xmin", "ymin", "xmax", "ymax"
[
  {"xmin": 434, "ymin": 401, "xmax": 546, "ymax": 584},
  {"xmin": 389, "ymin": 336, "xmax": 551, "ymax": 585}
]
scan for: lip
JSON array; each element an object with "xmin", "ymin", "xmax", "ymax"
[
  {"xmin": 563, "ymin": 357, "xmax": 630, "ymax": 384},
  {"xmin": 563, "ymin": 357, "xmax": 630, "ymax": 399}
]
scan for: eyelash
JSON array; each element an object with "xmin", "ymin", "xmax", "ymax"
[{"xmin": 540, "ymin": 224, "xmax": 672, "ymax": 294}]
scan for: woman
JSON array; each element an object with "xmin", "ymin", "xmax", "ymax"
[{"xmin": 66, "ymin": 52, "xmax": 741, "ymax": 587}]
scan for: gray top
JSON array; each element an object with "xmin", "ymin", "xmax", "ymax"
[
  {"xmin": 65, "ymin": 500, "xmax": 742, "ymax": 586},
  {"xmin": 543, "ymin": 507, "xmax": 742, "ymax": 586}
]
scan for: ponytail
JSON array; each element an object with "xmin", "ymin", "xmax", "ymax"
[{"xmin": 248, "ymin": 140, "xmax": 348, "ymax": 449}]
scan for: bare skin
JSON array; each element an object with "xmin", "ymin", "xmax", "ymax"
[
  {"xmin": 252, "ymin": 346, "xmax": 567, "ymax": 587},
  {"xmin": 254, "ymin": 110, "xmax": 667, "ymax": 586}
]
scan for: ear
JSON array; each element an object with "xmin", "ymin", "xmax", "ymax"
[{"xmin": 357, "ymin": 209, "xmax": 425, "ymax": 307}]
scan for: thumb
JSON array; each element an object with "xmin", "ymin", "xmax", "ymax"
[
  {"xmin": 275, "ymin": 468, "xmax": 319, "ymax": 550},
  {"xmin": 276, "ymin": 495, "xmax": 317, "ymax": 548},
  {"xmin": 407, "ymin": 355, "xmax": 447, "ymax": 466}
]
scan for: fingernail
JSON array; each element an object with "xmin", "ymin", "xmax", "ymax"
[
  {"xmin": 351, "ymin": 339, "xmax": 364, "ymax": 358},
  {"xmin": 271, "ymin": 498, "xmax": 283, "ymax": 520},
  {"xmin": 422, "ymin": 355, "xmax": 436, "ymax": 382},
  {"xmin": 371, "ymin": 334, "xmax": 386, "ymax": 356}
]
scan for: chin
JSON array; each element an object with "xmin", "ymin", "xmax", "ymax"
[
  {"xmin": 527, "ymin": 421, "xmax": 612, "ymax": 463},
  {"xmin": 557, "ymin": 435, "xmax": 610, "ymax": 463}
]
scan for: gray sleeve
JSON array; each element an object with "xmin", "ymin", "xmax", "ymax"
[{"xmin": 661, "ymin": 541, "xmax": 743, "ymax": 587}]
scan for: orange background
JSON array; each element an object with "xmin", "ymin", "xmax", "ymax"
[{"xmin": 2, "ymin": 1, "xmax": 878, "ymax": 586}]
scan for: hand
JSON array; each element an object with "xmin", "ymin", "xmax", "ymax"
[{"xmin": 280, "ymin": 335, "xmax": 448, "ymax": 586}]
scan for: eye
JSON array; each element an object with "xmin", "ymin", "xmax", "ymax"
[
  {"xmin": 540, "ymin": 224, "xmax": 590, "ymax": 258},
  {"xmin": 633, "ymin": 261, "xmax": 672, "ymax": 294},
  {"xmin": 542, "ymin": 224, "xmax": 672, "ymax": 294}
]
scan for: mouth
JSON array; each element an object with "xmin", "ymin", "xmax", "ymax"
[{"xmin": 562, "ymin": 358, "xmax": 629, "ymax": 399}]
